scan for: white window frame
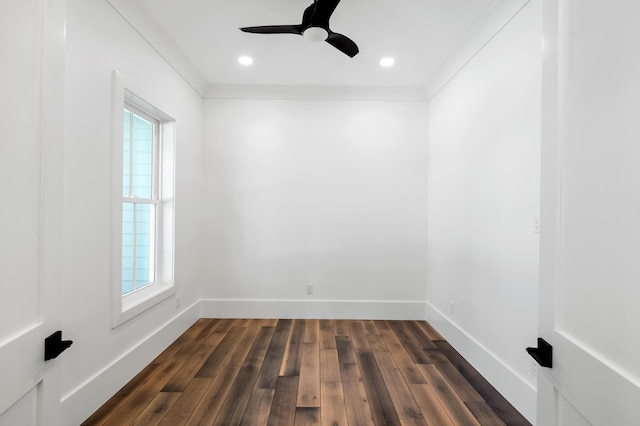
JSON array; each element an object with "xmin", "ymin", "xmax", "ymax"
[{"xmin": 111, "ymin": 71, "xmax": 176, "ymax": 327}]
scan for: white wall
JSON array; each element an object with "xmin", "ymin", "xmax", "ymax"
[
  {"xmin": 426, "ymin": 0, "xmax": 540, "ymax": 421},
  {"xmin": 60, "ymin": 0, "xmax": 204, "ymax": 423},
  {"xmin": 202, "ymin": 97, "xmax": 429, "ymax": 319}
]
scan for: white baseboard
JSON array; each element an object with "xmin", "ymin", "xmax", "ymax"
[
  {"xmin": 60, "ymin": 301, "xmax": 200, "ymax": 425},
  {"xmin": 200, "ymin": 298, "xmax": 427, "ymax": 320},
  {"xmin": 425, "ymin": 302, "xmax": 537, "ymax": 424}
]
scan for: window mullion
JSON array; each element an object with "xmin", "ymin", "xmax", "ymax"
[
  {"xmin": 131, "ymin": 203, "xmax": 137, "ymax": 290},
  {"xmin": 128, "ymin": 110, "xmax": 134, "ymax": 198},
  {"xmin": 121, "ymin": 197, "xmax": 157, "ymax": 205},
  {"xmin": 153, "ymin": 122, "xmax": 160, "ymax": 200}
]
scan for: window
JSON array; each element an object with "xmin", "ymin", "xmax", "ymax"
[
  {"xmin": 112, "ymin": 76, "xmax": 175, "ymax": 327},
  {"xmin": 122, "ymin": 107, "xmax": 158, "ymax": 295}
]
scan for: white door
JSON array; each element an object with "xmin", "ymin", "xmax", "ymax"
[
  {"xmin": 537, "ymin": 0, "xmax": 640, "ymax": 424},
  {"xmin": 0, "ymin": 0, "xmax": 66, "ymax": 424}
]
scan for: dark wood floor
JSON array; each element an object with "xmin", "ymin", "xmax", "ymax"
[{"xmin": 82, "ymin": 319, "xmax": 530, "ymax": 425}]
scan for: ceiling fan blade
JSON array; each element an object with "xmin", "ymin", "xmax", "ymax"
[
  {"xmin": 301, "ymin": 3, "xmax": 317, "ymax": 27},
  {"xmin": 326, "ymin": 32, "xmax": 359, "ymax": 57},
  {"xmin": 310, "ymin": 0, "xmax": 341, "ymax": 26},
  {"xmin": 240, "ymin": 25, "xmax": 302, "ymax": 35}
]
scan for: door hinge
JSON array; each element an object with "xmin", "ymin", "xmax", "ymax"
[
  {"xmin": 526, "ymin": 337, "xmax": 553, "ymax": 368},
  {"xmin": 44, "ymin": 331, "xmax": 73, "ymax": 361}
]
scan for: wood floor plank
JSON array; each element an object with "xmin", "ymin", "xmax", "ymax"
[
  {"xmin": 246, "ymin": 326, "xmax": 276, "ymax": 367},
  {"xmin": 414, "ymin": 321, "xmax": 445, "ymax": 341},
  {"xmin": 304, "ymin": 319, "xmax": 320, "ymax": 344},
  {"xmin": 240, "ymin": 389, "xmax": 275, "ymax": 426},
  {"xmin": 433, "ymin": 341, "xmax": 531, "ymax": 425},
  {"xmin": 152, "ymin": 319, "xmax": 217, "ymax": 365},
  {"xmin": 357, "ymin": 352, "xmax": 402, "ymax": 426},
  {"xmin": 297, "ymin": 342, "xmax": 321, "ymax": 407},
  {"xmin": 295, "ymin": 407, "xmax": 321, "ymax": 425},
  {"xmin": 320, "ymin": 382, "xmax": 348, "ymax": 426},
  {"xmin": 374, "ymin": 319, "xmax": 392, "ymax": 332},
  {"xmin": 81, "ymin": 362, "xmax": 162, "ymax": 425},
  {"xmin": 280, "ymin": 319, "xmax": 306, "ymax": 376},
  {"xmin": 339, "ymin": 362, "xmax": 376, "ymax": 426},
  {"xmin": 213, "ymin": 326, "xmax": 275, "ymax": 425},
  {"xmin": 403, "ymin": 321, "xmax": 438, "ymax": 350},
  {"xmin": 408, "ymin": 384, "xmax": 455, "ymax": 426},
  {"xmin": 377, "ymin": 322, "xmax": 427, "ymax": 385},
  {"xmin": 132, "ymin": 392, "xmax": 180, "ymax": 425},
  {"xmin": 335, "ymin": 336, "xmax": 357, "ymax": 365},
  {"xmin": 161, "ymin": 332, "xmax": 225, "ymax": 392},
  {"xmin": 426, "ymin": 349, "xmax": 483, "ymax": 402},
  {"xmin": 336, "ymin": 336, "xmax": 375, "ymax": 426},
  {"xmin": 195, "ymin": 326, "xmax": 246, "ymax": 378},
  {"xmin": 367, "ymin": 333, "xmax": 390, "ymax": 354},
  {"xmin": 320, "ymin": 337, "xmax": 347, "ymax": 426},
  {"xmin": 256, "ymin": 319, "xmax": 292, "ymax": 389},
  {"xmin": 189, "ymin": 319, "xmax": 222, "ymax": 342},
  {"xmin": 103, "ymin": 340, "xmax": 211, "ymax": 426},
  {"xmin": 465, "ymin": 401, "xmax": 507, "ymax": 426},
  {"xmin": 186, "ymin": 366, "xmax": 241, "ymax": 425},
  {"xmin": 224, "ymin": 320, "xmax": 264, "ymax": 369},
  {"xmin": 372, "ymin": 350, "xmax": 427, "ymax": 425},
  {"xmin": 158, "ymin": 378, "xmax": 211, "ymax": 426},
  {"xmin": 298, "ymin": 320, "xmax": 321, "ymax": 407},
  {"xmin": 417, "ymin": 364, "xmax": 481, "ymax": 426},
  {"xmin": 347, "ymin": 320, "xmax": 372, "ymax": 354},
  {"xmin": 334, "ymin": 320, "xmax": 350, "ymax": 337},
  {"xmin": 235, "ymin": 318, "xmax": 252, "ymax": 327},
  {"xmin": 363, "ymin": 320, "xmax": 381, "ymax": 336},
  {"xmin": 320, "ymin": 348, "xmax": 341, "ymax": 384},
  {"xmin": 387, "ymin": 321, "xmax": 433, "ymax": 365},
  {"xmin": 319, "ymin": 319, "xmax": 336, "ymax": 350},
  {"xmin": 212, "ymin": 318, "xmax": 236, "ymax": 334},
  {"xmin": 267, "ymin": 376, "xmax": 299, "ymax": 426}
]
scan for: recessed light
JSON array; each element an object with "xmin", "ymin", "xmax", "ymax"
[
  {"xmin": 238, "ymin": 56, "xmax": 253, "ymax": 66},
  {"xmin": 380, "ymin": 57, "xmax": 395, "ymax": 67}
]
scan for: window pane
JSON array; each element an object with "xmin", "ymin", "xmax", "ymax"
[
  {"xmin": 122, "ymin": 202, "xmax": 134, "ymax": 294},
  {"xmin": 123, "ymin": 109, "xmax": 131, "ymax": 197},
  {"xmin": 134, "ymin": 203, "xmax": 155, "ymax": 289},
  {"xmin": 131, "ymin": 114, "xmax": 153, "ymax": 199}
]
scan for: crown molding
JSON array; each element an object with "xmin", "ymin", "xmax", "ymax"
[
  {"xmin": 427, "ymin": 0, "xmax": 531, "ymax": 100},
  {"xmin": 106, "ymin": 0, "xmax": 207, "ymax": 97},
  {"xmin": 204, "ymin": 84, "xmax": 428, "ymax": 101}
]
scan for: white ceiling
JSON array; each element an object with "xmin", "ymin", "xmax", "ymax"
[{"xmin": 111, "ymin": 0, "xmax": 496, "ymax": 89}]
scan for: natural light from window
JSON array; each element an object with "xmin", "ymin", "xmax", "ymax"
[{"xmin": 122, "ymin": 108, "xmax": 158, "ymax": 295}]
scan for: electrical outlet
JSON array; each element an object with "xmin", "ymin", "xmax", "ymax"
[
  {"xmin": 533, "ymin": 214, "xmax": 541, "ymax": 233},
  {"xmin": 175, "ymin": 293, "xmax": 181, "ymax": 308},
  {"xmin": 306, "ymin": 283, "xmax": 313, "ymax": 295},
  {"xmin": 449, "ymin": 300, "xmax": 455, "ymax": 315}
]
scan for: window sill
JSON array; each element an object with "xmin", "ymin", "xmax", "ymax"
[{"xmin": 112, "ymin": 283, "xmax": 175, "ymax": 328}]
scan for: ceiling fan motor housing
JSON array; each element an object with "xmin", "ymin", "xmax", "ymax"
[{"xmin": 303, "ymin": 26, "xmax": 329, "ymax": 42}]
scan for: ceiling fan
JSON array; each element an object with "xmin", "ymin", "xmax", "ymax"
[{"xmin": 239, "ymin": 0, "xmax": 359, "ymax": 58}]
